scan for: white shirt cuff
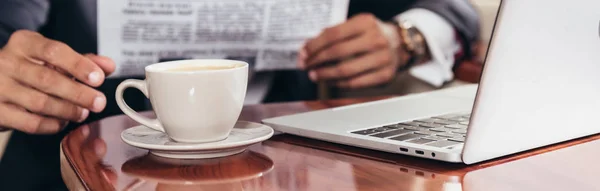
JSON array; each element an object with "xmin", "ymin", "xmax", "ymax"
[{"xmin": 394, "ymin": 8, "xmax": 462, "ymax": 87}]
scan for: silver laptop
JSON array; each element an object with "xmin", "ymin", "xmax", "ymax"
[{"xmin": 262, "ymin": 0, "xmax": 600, "ymax": 164}]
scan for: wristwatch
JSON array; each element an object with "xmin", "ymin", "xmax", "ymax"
[{"xmin": 392, "ymin": 19, "xmax": 429, "ymax": 70}]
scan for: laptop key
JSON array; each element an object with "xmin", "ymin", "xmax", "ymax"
[
  {"xmin": 445, "ymin": 124, "xmax": 467, "ymax": 129},
  {"xmin": 352, "ymin": 130, "xmax": 373, "ymax": 135},
  {"xmin": 415, "ymin": 130, "xmax": 436, "ymax": 136},
  {"xmin": 435, "ymin": 132, "xmax": 459, "ymax": 138},
  {"xmin": 459, "ymin": 121, "xmax": 469, "ymax": 125},
  {"xmin": 390, "ymin": 133, "xmax": 426, "ymax": 141},
  {"xmin": 351, "ymin": 130, "xmax": 375, "ymax": 135},
  {"xmin": 419, "ymin": 123, "xmax": 444, "ymax": 128},
  {"xmin": 427, "ymin": 140, "xmax": 462, "ymax": 148},
  {"xmin": 433, "ymin": 119, "xmax": 457, "ymax": 125},
  {"xmin": 370, "ymin": 129, "xmax": 416, "ymax": 138},
  {"xmin": 407, "ymin": 138, "xmax": 437, "ymax": 144},
  {"xmin": 452, "ymin": 129, "xmax": 467, "ymax": 134},
  {"xmin": 429, "ymin": 128, "xmax": 449, "ymax": 132},
  {"xmin": 402, "ymin": 126, "xmax": 421, "ymax": 131},
  {"xmin": 395, "ymin": 124, "xmax": 415, "ymax": 128},
  {"xmin": 442, "ymin": 127, "xmax": 456, "ymax": 132},
  {"xmin": 383, "ymin": 124, "xmax": 403, "ymax": 129},
  {"xmin": 400, "ymin": 122, "xmax": 427, "ymax": 127},
  {"xmin": 444, "ymin": 124, "xmax": 459, "ymax": 128},
  {"xmin": 425, "ymin": 136, "xmax": 446, "ymax": 141},
  {"xmin": 448, "ymin": 117, "xmax": 469, "ymax": 122},
  {"xmin": 351, "ymin": 127, "xmax": 389, "ymax": 135},
  {"xmin": 414, "ymin": 118, "xmax": 439, "ymax": 123},
  {"xmin": 449, "ymin": 137, "xmax": 466, "ymax": 142},
  {"xmin": 377, "ymin": 126, "xmax": 399, "ymax": 131}
]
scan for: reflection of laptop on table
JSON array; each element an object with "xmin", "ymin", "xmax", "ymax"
[{"xmin": 263, "ymin": 0, "xmax": 600, "ymax": 164}]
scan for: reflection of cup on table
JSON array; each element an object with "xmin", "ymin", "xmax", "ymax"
[
  {"xmin": 121, "ymin": 150, "xmax": 274, "ymax": 191},
  {"xmin": 116, "ymin": 59, "xmax": 248, "ymax": 143},
  {"xmin": 155, "ymin": 183, "xmax": 243, "ymax": 191}
]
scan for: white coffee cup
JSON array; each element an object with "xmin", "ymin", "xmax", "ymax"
[{"xmin": 116, "ymin": 59, "xmax": 248, "ymax": 143}]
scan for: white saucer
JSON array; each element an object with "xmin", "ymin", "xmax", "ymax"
[{"xmin": 121, "ymin": 121, "xmax": 274, "ymax": 159}]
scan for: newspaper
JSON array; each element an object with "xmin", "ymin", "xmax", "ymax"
[{"xmin": 98, "ymin": 0, "xmax": 349, "ymax": 78}]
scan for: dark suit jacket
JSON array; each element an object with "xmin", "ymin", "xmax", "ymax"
[{"xmin": 0, "ymin": 0, "xmax": 479, "ymax": 190}]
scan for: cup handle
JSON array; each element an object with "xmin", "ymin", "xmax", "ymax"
[{"xmin": 115, "ymin": 79, "xmax": 165, "ymax": 132}]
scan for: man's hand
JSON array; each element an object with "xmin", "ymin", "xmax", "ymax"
[
  {"xmin": 0, "ymin": 30, "xmax": 115, "ymax": 134},
  {"xmin": 298, "ymin": 13, "xmax": 409, "ymax": 89}
]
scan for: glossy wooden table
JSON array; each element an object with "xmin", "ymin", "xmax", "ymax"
[{"xmin": 60, "ymin": 97, "xmax": 600, "ymax": 191}]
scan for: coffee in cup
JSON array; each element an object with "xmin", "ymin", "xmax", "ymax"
[
  {"xmin": 166, "ymin": 64, "xmax": 242, "ymax": 72},
  {"xmin": 116, "ymin": 59, "xmax": 248, "ymax": 143}
]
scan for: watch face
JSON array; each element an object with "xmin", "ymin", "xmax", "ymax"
[
  {"xmin": 400, "ymin": 21, "xmax": 427, "ymax": 57},
  {"xmin": 406, "ymin": 27, "xmax": 419, "ymax": 37}
]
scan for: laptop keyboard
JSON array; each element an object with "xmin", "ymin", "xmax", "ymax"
[{"xmin": 350, "ymin": 113, "xmax": 471, "ymax": 149}]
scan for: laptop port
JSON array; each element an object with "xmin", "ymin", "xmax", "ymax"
[
  {"xmin": 416, "ymin": 171, "xmax": 425, "ymax": 176},
  {"xmin": 399, "ymin": 147, "xmax": 408, "ymax": 152},
  {"xmin": 431, "ymin": 152, "xmax": 436, "ymax": 157},
  {"xmin": 415, "ymin": 150, "xmax": 424, "ymax": 155}
]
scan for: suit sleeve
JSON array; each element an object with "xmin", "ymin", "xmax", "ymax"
[
  {"xmin": 0, "ymin": 0, "xmax": 50, "ymax": 47},
  {"xmin": 410, "ymin": 0, "xmax": 480, "ymax": 44},
  {"xmin": 392, "ymin": 0, "xmax": 480, "ymax": 87}
]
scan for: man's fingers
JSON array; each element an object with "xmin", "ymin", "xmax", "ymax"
[
  {"xmin": 309, "ymin": 49, "xmax": 393, "ymax": 81},
  {"xmin": 306, "ymin": 30, "xmax": 389, "ymax": 67},
  {"xmin": 0, "ymin": 75, "xmax": 88, "ymax": 122},
  {"xmin": 46, "ymin": 64, "xmax": 70, "ymax": 76},
  {"xmin": 6, "ymin": 30, "xmax": 105, "ymax": 87},
  {"xmin": 10, "ymin": 58, "xmax": 107, "ymax": 112},
  {"xmin": 85, "ymin": 54, "xmax": 116, "ymax": 76},
  {"xmin": 297, "ymin": 48, "xmax": 308, "ymax": 69},
  {"xmin": 0, "ymin": 103, "xmax": 65, "ymax": 134},
  {"xmin": 304, "ymin": 13, "xmax": 379, "ymax": 60},
  {"xmin": 335, "ymin": 64, "xmax": 397, "ymax": 89}
]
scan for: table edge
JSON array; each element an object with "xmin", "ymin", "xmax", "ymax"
[{"xmin": 60, "ymin": 142, "xmax": 90, "ymax": 191}]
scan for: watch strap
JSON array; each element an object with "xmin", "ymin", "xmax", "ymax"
[{"xmin": 391, "ymin": 19, "xmax": 428, "ymax": 71}]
